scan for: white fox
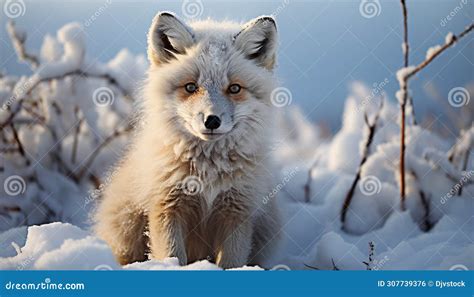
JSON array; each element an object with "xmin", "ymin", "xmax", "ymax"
[{"xmin": 94, "ymin": 12, "xmax": 281, "ymax": 269}]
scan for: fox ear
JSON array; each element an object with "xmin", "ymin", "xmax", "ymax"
[
  {"xmin": 147, "ymin": 12, "xmax": 195, "ymax": 66},
  {"xmin": 233, "ymin": 16, "xmax": 278, "ymax": 70}
]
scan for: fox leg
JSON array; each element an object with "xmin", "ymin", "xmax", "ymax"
[
  {"xmin": 95, "ymin": 200, "xmax": 148, "ymax": 265},
  {"xmin": 248, "ymin": 199, "xmax": 281, "ymax": 267},
  {"xmin": 209, "ymin": 189, "xmax": 253, "ymax": 269},
  {"xmin": 149, "ymin": 191, "xmax": 206, "ymax": 266}
]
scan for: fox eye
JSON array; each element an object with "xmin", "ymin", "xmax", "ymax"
[
  {"xmin": 228, "ymin": 84, "xmax": 241, "ymax": 94},
  {"xmin": 185, "ymin": 83, "xmax": 198, "ymax": 93}
]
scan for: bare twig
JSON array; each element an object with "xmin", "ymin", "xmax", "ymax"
[
  {"xmin": 341, "ymin": 100, "xmax": 384, "ymax": 230},
  {"xmin": 71, "ymin": 106, "xmax": 83, "ymax": 164},
  {"xmin": 401, "ymin": 0, "xmax": 409, "ymax": 68},
  {"xmin": 304, "ymin": 157, "xmax": 320, "ymax": 203},
  {"xmin": 304, "ymin": 264, "xmax": 320, "ymax": 270},
  {"xmin": 0, "ymin": 147, "xmax": 20, "ymax": 154},
  {"xmin": 9, "ymin": 124, "xmax": 30, "ymax": 166},
  {"xmin": 304, "ymin": 258, "xmax": 340, "ymax": 270},
  {"xmin": 6, "ymin": 21, "xmax": 39, "ymax": 69},
  {"xmin": 76, "ymin": 124, "xmax": 132, "ymax": 179},
  {"xmin": 331, "ymin": 259, "xmax": 340, "ymax": 271},
  {"xmin": 362, "ymin": 241, "xmax": 375, "ymax": 270},
  {"xmin": 458, "ymin": 149, "xmax": 470, "ymax": 196},
  {"xmin": 398, "ymin": 0, "xmax": 409, "ymax": 211},
  {"xmin": 404, "ymin": 24, "xmax": 474, "ymax": 81},
  {"xmin": 409, "ymin": 170, "xmax": 433, "ymax": 232},
  {"xmin": 0, "ymin": 70, "xmax": 134, "ymax": 129},
  {"xmin": 400, "ymin": 0, "xmax": 417, "ymax": 126},
  {"xmin": 448, "ymin": 125, "xmax": 473, "ymax": 166}
]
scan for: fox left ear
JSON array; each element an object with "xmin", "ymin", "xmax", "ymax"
[
  {"xmin": 233, "ymin": 16, "xmax": 278, "ymax": 70},
  {"xmin": 147, "ymin": 12, "xmax": 195, "ymax": 66}
]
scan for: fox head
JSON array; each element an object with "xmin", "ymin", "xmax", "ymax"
[{"xmin": 144, "ymin": 12, "xmax": 278, "ymax": 142}]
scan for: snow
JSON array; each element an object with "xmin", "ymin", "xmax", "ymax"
[
  {"xmin": 445, "ymin": 32, "xmax": 455, "ymax": 44},
  {"xmin": 425, "ymin": 32, "xmax": 457, "ymax": 61},
  {"xmin": 401, "ymin": 42, "xmax": 408, "ymax": 55},
  {"xmin": 1, "ymin": 22, "xmax": 473, "ymax": 271},
  {"xmin": 0, "ymin": 222, "xmax": 260, "ymax": 270},
  {"xmin": 1, "ymin": 22, "xmax": 146, "ymax": 232},
  {"xmin": 36, "ymin": 22, "xmax": 85, "ymax": 80},
  {"xmin": 395, "ymin": 66, "xmax": 416, "ymax": 104},
  {"xmin": 426, "ymin": 45, "xmax": 442, "ymax": 60}
]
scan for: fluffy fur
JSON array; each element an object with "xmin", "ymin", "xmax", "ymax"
[{"xmin": 94, "ymin": 12, "xmax": 281, "ymax": 269}]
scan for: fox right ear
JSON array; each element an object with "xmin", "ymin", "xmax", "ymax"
[
  {"xmin": 147, "ymin": 12, "xmax": 195, "ymax": 66},
  {"xmin": 233, "ymin": 16, "xmax": 278, "ymax": 70}
]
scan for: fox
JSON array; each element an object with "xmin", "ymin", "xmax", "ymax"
[{"xmin": 94, "ymin": 11, "xmax": 281, "ymax": 269}]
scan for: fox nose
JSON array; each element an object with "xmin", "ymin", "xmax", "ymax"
[{"xmin": 204, "ymin": 115, "xmax": 221, "ymax": 130}]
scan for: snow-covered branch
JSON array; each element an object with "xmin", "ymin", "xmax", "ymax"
[
  {"xmin": 396, "ymin": 4, "xmax": 474, "ymax": 210},
  {"xmin": 6, "ymin": 21, "xmax": 39, "ymax": 69},
  {"xmin": 0, "ymin": 21, "xmax": 146, "ymax": 230},
  {"xmin": 409, "ymin": 170, "xmax": 433, "ymax": 232},
  {"xmin": 340, "ymin": 100, "xmax": 383, "ymax": 230},
  {"xmin": 400, "ymin": 24, "xmax": 473, "ymax": 83},
  {"xmin": 303, "ymin": 157, "xmax": 320, "ymax": 203}
]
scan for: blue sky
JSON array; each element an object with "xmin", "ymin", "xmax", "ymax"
[{"xmin": 1, "ymin": 0, "xmax": 473, "ymax": 131}]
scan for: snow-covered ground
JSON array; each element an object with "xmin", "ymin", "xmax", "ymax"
[{"xmin": 0, "ymin": 22, "xmax": 472, "ymax": 271}]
